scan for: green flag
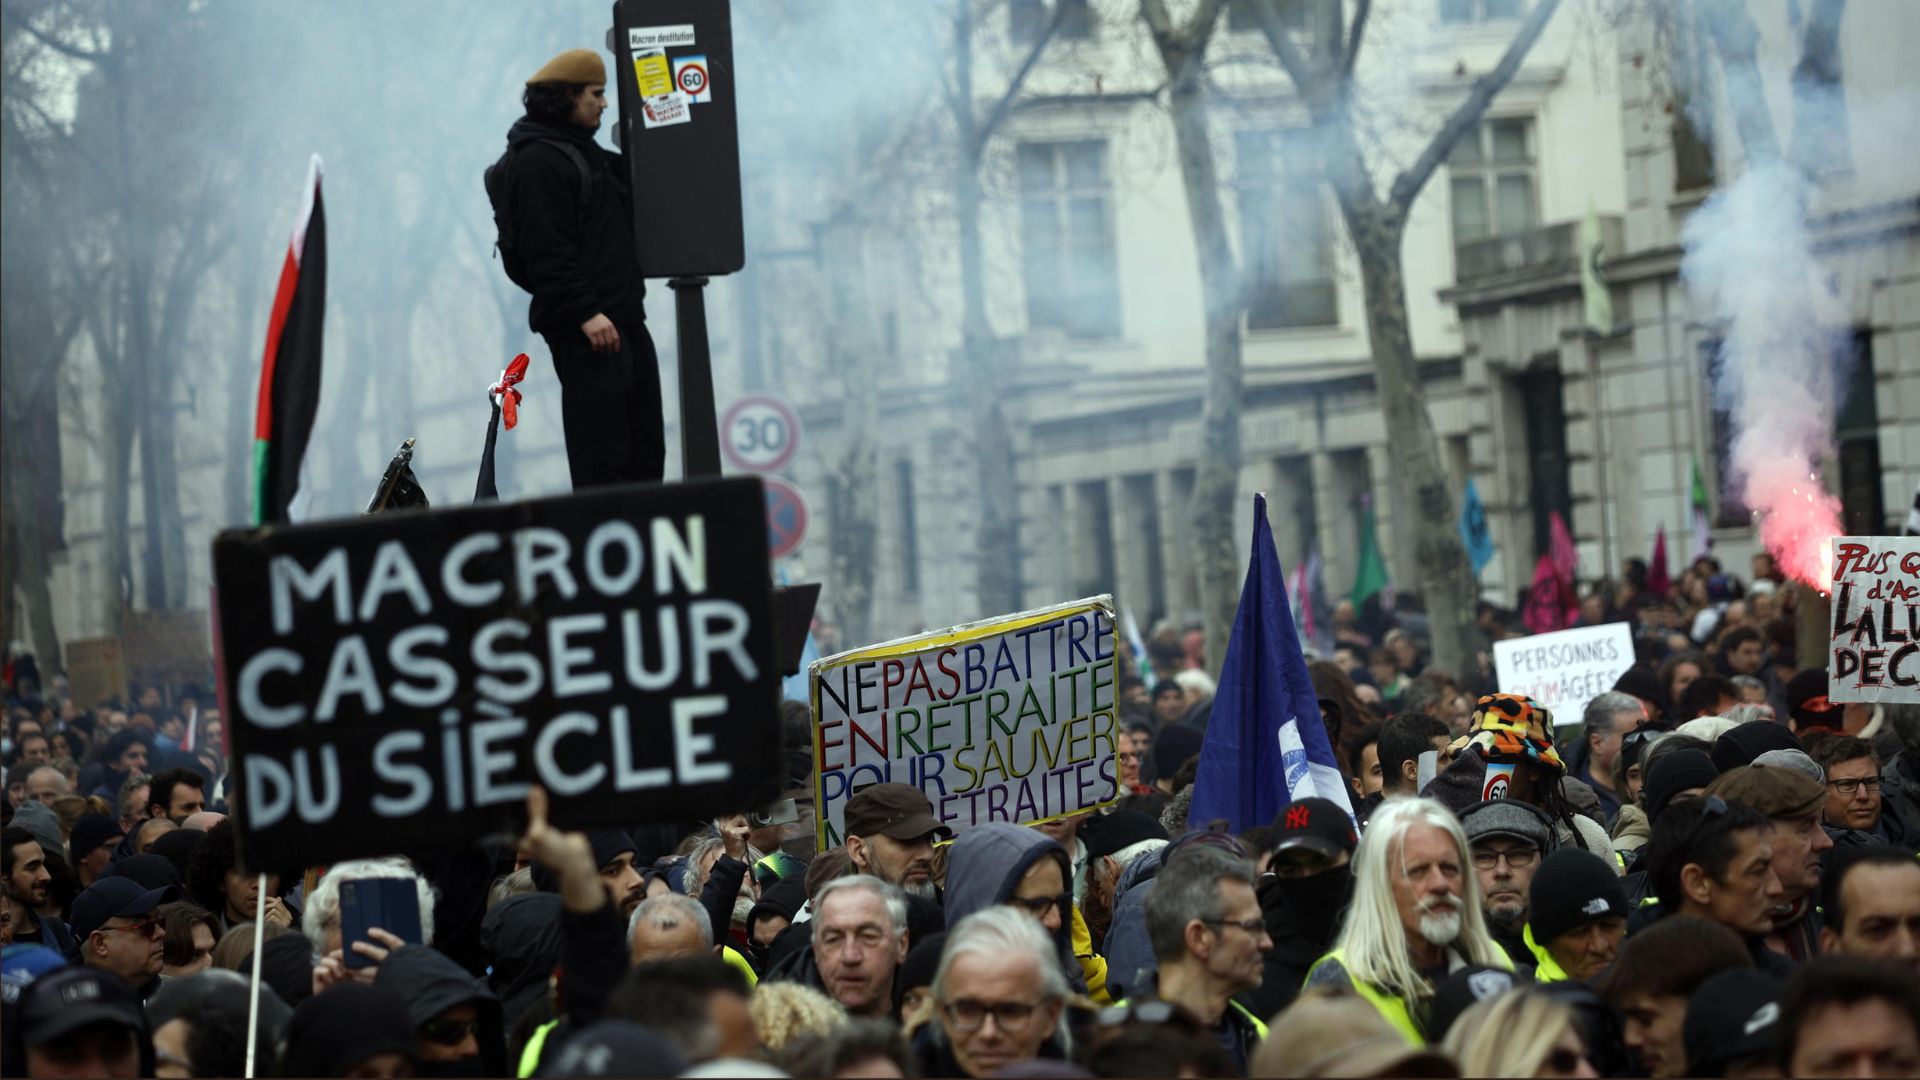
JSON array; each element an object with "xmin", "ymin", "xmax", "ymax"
[
  {"xmin": 1690, "ymin": 456, "xmax": 1713, "ymax": 561},
  {"xmin": 1351, "ymin": 496, "xmax": 1389, "ymax": 605}
]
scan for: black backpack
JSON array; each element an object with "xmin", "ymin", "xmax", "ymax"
[{"xmin": 484, "ymin": 136, "xmax": 594, "ymax": 291}]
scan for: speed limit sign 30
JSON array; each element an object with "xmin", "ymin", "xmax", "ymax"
[{"xmin": 721, "ymin": 394, "xmax": 801, "ymax": 474}]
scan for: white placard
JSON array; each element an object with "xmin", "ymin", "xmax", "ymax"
[{"xmin": 1492, "ymin": 622, "xmax": 1635, "ymax": 726}]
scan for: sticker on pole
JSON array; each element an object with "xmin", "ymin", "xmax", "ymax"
[
  {"xmin": 641, "ymin": 91, "xmax": 692, "ymax": 130},
  {"xmin": 673, "ymin": 55, "xmax": 711, "ymax": 103},
  {"xmin": 764, "ymin": 478, "xmax": 809, "ymax": 560},
  {"xmin": 632, "ymin": 49, "xmax": 672, "ymax": 99},
  {"xmin": 722, "ymin": 394, "xmax": 801, "ymax": 473},
  {"xmin": 629, "ymin": 24, "xmax": 696, "ymax": 50}
]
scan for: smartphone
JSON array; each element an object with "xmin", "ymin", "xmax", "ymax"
[{"xmin": 339, "ymin": 878, "xmax": 424, "ymax": 969}]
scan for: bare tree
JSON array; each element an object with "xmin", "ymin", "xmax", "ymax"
[
  {"xmin": 1248, "ymin": 0, "xmax": 1564, "ymax": 676},
  {"xmin": 1140, "ymin": 0, "xmax": 1241, "ymax": 677}
]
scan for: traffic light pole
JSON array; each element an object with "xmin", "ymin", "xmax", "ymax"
[{"xmin": 670, "ymin": 275, "xmax": 723, "ymax": 479}]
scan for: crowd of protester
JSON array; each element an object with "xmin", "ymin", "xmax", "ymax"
[{"xmin": 2, "ymin": 546, "xmax": 1918, "ymax": 1079}]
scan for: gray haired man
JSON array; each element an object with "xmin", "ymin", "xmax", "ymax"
[
  {"xmin": 1580, "ymin": 691, "xmax": 1646, "ymax": 821},
  {"xmin": 1135, "ymin": 845, "xmax": 1271, "ymax": 1073},
  {"xmin": 812, "ymin": 874, "xmax": 909, "ymax": 1019}
]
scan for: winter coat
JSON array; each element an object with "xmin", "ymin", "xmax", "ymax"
[
  {"xmin": 943, "ymin": 823, "xmax": 1084, "ymax": 993},
  {"xmin": 374, "ymin": 945, "xmax": 509, "ymax": 1078},
  {"xmin": 481, "ymin": 892, "xmax": 564, "ymax": 1034},
  {"xmin": 1236, "ymin": 866, "xmax": 1352, "ymax": 1021},
  {"xmin": 1610, "ymin": 803, "xmax": 1652, "ymax": 853},
  {"xmin": 1100, "ymin": 846, "xmax": 1165, "ymax": 1002},
  {"xmin": 500, "ymin": 116, "xmax": 646, "ymax": 336}
]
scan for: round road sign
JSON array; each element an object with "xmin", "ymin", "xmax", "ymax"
[
  {"xmin": 764, "ymin": 477, "xmax": 810, "ymax": 560},
  {"xmin": 676, "ymin": 61, "xmax": 708, "ymax": 98},
  {"xmin": 721, "ymin": 394, "xmax": 801, "ymax": 473}
]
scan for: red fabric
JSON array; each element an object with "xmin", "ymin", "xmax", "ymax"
[
  {"xmin": 1522, "ymin": 554, "xmax": 1577, "ymax": 634},
  {"xmin": 490, "ymin": 353, "xmax": 531, "ymax": 429},
  {"xmin": 1648, "ymin": 526, "xmax": 1671, "ymax": 598},
  {"xmin": 1549, "ymin": 511, "xmax": 1578, "ymax": 583}
]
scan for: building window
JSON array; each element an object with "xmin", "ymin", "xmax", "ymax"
[
  {"xmin": 1238, "ymin": 129, "xmax": 1338, "ymax": 330},
  {"xmin": 1010, "ymin": 0, "xmax": 1092, "ymax": 45},
  {"xmin": 1518, "ymin": 363, "xmax": 1573, "ymax": 554},
  {"xmin": 1450, "ymin": 117, "xmax": 1537, "ymax": 246},
  {"xmin": 1672, "ymin": 100, "xmax": 1716, "ymax": 193},
  {"xmin": 1226, "ymin": 0, "xmax": 1308, "ymax": 33},
  {"xmin": 1836, "ymin": 331, "xmax": 1884, "ymax": 534},
  {"xmin": 1699, "ymin": 338, "xmax": 1752, "ymax": 528},
  {"xmin": 1018, "ymin": 140, "xmax": 1121, "ymax": 340},
  {"xmin": 1440, "ymin": 0, "xmax": 1525, "ymax": 23}
]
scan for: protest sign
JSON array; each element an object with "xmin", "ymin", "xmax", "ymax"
[
  {"xmin": 211, "ymin": 478, "xmax": 780, "ymax": 871},
  {"xmin": 811, "ymin": 597, "xmax": 1121, "ymax": 848},
  {"xmin": 1492, "ymin": 621, "xmax": 1634, "ymax": 726},
  {"xmin": 65, "ymin": 638, "xmax": 129, "ymax": 710},
  {"xmin": 1829, "ymin": 536, "xmax": 1920, "ymax": 703}
]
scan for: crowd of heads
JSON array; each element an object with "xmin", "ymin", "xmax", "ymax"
[{"xmin": 5, "ymin": 540, "xmax": 1920, "ymax": 1079}]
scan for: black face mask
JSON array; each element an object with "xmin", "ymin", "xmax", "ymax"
[{"xmin": 1274, "ymin": 863, "xmax": 1353, "ymax": 938}]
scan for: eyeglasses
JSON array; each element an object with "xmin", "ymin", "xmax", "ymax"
[
  {"xmin": 1008, "ymin": 894, "xmax": 1069, "ymax": 918},
  {"xmin": 420, "ymin": 1018, "xmax": 479, "ymax": 1046},
  {"xmin": 1096, "ymin": 1000, "xmax": 1207, "ymax": 1036},
  {"xmin": 1200, "ymin": 915, "xmax": 1267, "ymax": 935},
  {"xmin": 1471, "ymin": 847, "xmax": 1540, "ymax": 870},
  {"xmin": 1829, "ymin": 777, "xmax": 1883, "ymax": 795},
  {"xmin": 943, "ymin": 998, "xmax": 1047, "ymax": 1033}
]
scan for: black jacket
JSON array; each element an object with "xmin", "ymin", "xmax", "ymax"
[
  {"xmin": 1237, "ymin": 869, "xmax": 1351, "ymax": 1021},
  {"xmin": 374, "ymin": 945, "xmax": 508, "ymax": 1078},
  {"xmin": 502, "ymin": 116, "xmax": 646, "ymax": 336}
]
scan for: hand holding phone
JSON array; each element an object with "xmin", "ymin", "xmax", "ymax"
[{"xmin": 340, "ymin": 878, "xmax": 424, "ymax": 970}]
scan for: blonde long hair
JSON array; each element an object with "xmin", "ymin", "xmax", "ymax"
[
  {"xmin": 1443, "ymin": 989, "xmax": 1578, "ymax": 1077},
  {"xmin": 1331, "ymin": 797, "xmax": 1506, "ymax": 1000}
]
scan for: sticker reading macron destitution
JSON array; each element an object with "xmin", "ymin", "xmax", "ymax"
[
  {"xmin": 810, "ymin": 596, "xmax": 1122, "ymax": 849},
  {"xmin": 629, "ymin": 24, "xmax": 696, "ymax": 50}
]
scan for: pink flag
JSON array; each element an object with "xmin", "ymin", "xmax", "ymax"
[
  {"xmin": 1648, "ymin": 526, "xmax": 1671, "ymax": 598},
  {"xmin": 1522, "ymin": 554, "xmax": 1573, "ymax": 634},
  {"xmin": 1548, "ymin": 511, "xmax": 1578, "ymax": 583}
]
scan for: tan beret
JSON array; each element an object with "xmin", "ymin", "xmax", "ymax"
[{"xmin": 526, "ymin": 49, "xmax": 606, "ymax": 87}]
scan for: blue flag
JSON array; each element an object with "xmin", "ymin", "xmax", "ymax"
[
  {"xmin": 1188, "ymin": 494, "xmax": 1356, "ymax": 833},
  {"xmin": 1460, "ymin": 478, "xmax": 1496, "ymax": 575}
]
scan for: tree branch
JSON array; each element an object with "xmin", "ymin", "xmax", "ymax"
[
  {"xmin": 971, "ymin": 0, "xmax": 1070, "ymax": 158},
  {"xmin": 0, "ymin": 8, "xmax": 110, "ymax": 63},
  {"xmin": 1251, "ymin": 0, "xmax": 1326, "ymax": 102},
  {"xmin": 1387, "ymin": 0, "xmax": 1563, "ymax": 216},
  {"xmin": 1343, "ymin": 0, "xmax": 1371, "ymax": 79}
]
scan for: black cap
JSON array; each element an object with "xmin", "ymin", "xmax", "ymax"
[
  {"xmin": 68, "ymin": 814, "xmax": 125, "ymax": 862},
  {"xmin": 587, "ymin": 829, "xmax": 637, "ymax": 870},
  {"xmin": 1684, "ymin": 968, "xmax": 1782, "ymax": 1077},
  {"xmin": 1711, "ymin": 721, "xmax": 1802, "ymax": 773},
  {"xmin": 105, "ymin": 853, "xmax": 183, "ymax": 892},
  {"xmin": 1645, "ymin": 749, "xmax": 1720, "ymax": 819},
  {"xmin": 1783, "ymin": 668, "xmax": 1842, "ymax": 731},
  {"xmin": 539, "ymin": 1020, "xmax": 688, "ymax": 1077},
  {"xmin": 1269, "ymin": 798, "xmax": 1358, "ymax": 860},
  {"xmin": 1082, "ymin": 810, "xmax": 1168, "ymax": 860},
  {"xmin": 1427, "ymin": 966, "xmax": 1528, "ymax": 1042},
  {"xmin": 16, "ymin": 966, "xmax": 145, "ymax": 1048},
  {"xmin": 70, "ymin": 877, "xmax": 177, "ymax": 941},
  {"xmin": 1528, "ymin": 848, "xmax": 1628, "ymax": 945},
  {"xmin": 1612, "ymin": 665, "xmax": 1665, "ymax": 709},
  {"xmin": 844, "ymin": 783, "xmax": 951, "ymax": 842}
]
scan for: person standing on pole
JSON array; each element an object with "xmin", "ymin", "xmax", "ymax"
[{"xmin": 493, "ymin": 48, "xmax": 664, "ymax": 489}]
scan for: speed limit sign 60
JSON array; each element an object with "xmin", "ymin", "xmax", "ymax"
[{"xmin": 721, "ymin": 395, "xmax": 801, "ymax": 473}]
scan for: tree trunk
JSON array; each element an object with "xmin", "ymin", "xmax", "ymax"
[
  {"xmin": 1163, "ymin": 61, "xmax": 1244, "ymax": 678},
  {"xmin": 827, "ymin": 339, "xmax": 881, "ymax": 648},
  {"xmin": 1344, "ymin": 204, "xmax": 1480, "ymax": 677}
]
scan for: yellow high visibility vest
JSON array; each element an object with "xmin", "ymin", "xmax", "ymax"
[
  {"xmin": 1304, "ymin": 949, "xmax": 1425, "ymax": 1046},
  {"xmin": 1524, "ymin": 924, "xmax": 1571, "ymax": 983},
  {"xmin": 517, "ymin": 1019, "xmax": 558, "ymax": 1078}
]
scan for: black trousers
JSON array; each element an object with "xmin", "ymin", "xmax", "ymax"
[{"xmin": 542, "ymin": 317, "xmax": 665, "ymax": 490}]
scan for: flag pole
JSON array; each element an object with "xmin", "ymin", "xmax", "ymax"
[{"xmin": 245, "ymin": 872, "xmax": 267, "ymax": 1078}]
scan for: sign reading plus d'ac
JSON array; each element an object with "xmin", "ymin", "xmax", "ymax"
[{"xmin": 212, "ymin": 478, "xmax": 780, "ymax": 872}]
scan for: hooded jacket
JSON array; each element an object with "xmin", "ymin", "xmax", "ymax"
[
  {"xmin": 481, "ymin": 892, "xmax": 564, "ymax": 1034},
  {"xmin": 1099, "ymin": 845, "xmax": 1165, "ymax": 1002},
  {"xmin": 943, "ymin": 823, "xmax": 1083, "ymax": 993},
  {"xmin": 501, "ymin": 116, "xmax": 646, "ymax": 337},
  {"xmin": 281, "ymin": 983, "xmax": 419, "ymax": 1078},
  {"xmin": 1609, "ymin": 802, "xmax": 1652, "ymax": 853},
  {"xmin": 375, "ymin": 945, "xmax": 508, "ymax": 1078}
]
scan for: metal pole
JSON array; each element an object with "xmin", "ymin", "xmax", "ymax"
[
  {"xmin": 671, "ymin": 275, "xmax": 722, "ymax": 479},
  {"xmin": 244, "ymin": 872, "xmax": 267, "ymax": 1078}
]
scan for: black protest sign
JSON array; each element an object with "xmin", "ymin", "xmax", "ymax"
[{"xmin": 212, "ymin": 478, "xmax": 779, "ymax": 871}]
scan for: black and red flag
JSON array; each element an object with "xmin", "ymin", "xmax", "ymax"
[{"xmin": 251, "ymin": 155, "xmax": 327, "ymax": 526}]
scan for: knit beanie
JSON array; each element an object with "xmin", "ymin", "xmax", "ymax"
[
  {"xmin": 1644, "ymin": 749, "xmax": 1720, "ymax": 819},
  {"xmin": 1705, "ymin": 764, "xmax": 1826, "ymax": 821},
  {"xmin": 1710, "ymin": 721, "xmax": 1801, "ymax": 773},
  {"xmin": 1528, "ymin": 848, "xmax": 1628, "ymax": 945},
  {"xmin": 526, "ymin": 48, "xmax": 606, "ymax": 87}
]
